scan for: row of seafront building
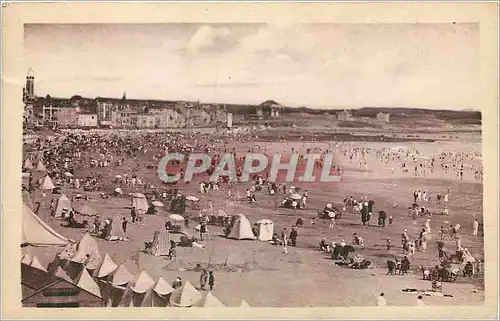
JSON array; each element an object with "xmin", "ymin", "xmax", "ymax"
[
  {"xmin": 24, "ymin": 95, "xmax": 227, "ymax": 129},
  {"xmin": 22, "ymin": 73, "xmax": 226, "ymax": 129}
]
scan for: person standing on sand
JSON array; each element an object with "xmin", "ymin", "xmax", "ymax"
[
  {"xmin": 329, "ymin": 215, "xmax": 336, "ymax": 228},
  {"xmin": 208, "ymin": 271, "xmax": 215, "ymax": 292},
  {"xmin": 199, "ymin": 269, "xmax": 208, "ymax": 290},
  {"xmin": 122, "ymin": 217, "xmax": 128, "ymax": 237},
  {"xmin": 172, "ymin": 277, "xmax": 182, "ymax": 289},
  {"xmin": 289, "ymin": 226, "xmax": 298, "ymax": 247},
  {"xmin": 130, "ymin": 207, "xmax": 137, "ymax": 223},
  {"xmin": 281, "ymin": 228, "xmax": 288, "ymax": 253},
  {"xmin": 473, "ymin": 219, "xmax": 479, "ymax": 236},
  {"xmin": 377, "ymin": 293, "xmax": 387, "ymax": 306},
  {"xmin": 416, "ymin": 295, "xmax": 425, "ymax": 306}
]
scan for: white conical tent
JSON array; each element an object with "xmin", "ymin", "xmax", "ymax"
[
  {"xmin": 108, "ymin": 264, "xmax": 134, "ymax": 287},
  {"xmin": 41, "ymin": 175, "xmax": 55, "ymax": 190},
  {"xmin": 142, "ymin": 289, "xmax": 169, "ymax": 307},
  {"xmin": 131, "ymin": 271, "xmax": 155, "ymax": 293},
  {"xmin": 109, "ymin": 283, "xmax": 129, "ymax": 307},
  {"xmin": 127, "ymin": 272, "xmax": 156, "ymax": 307},
  {"xmin": 153, "ymin": 277, "xmax": 174, "ymax": 296},
  {"xmin": 228, "ymin": 214, "xmax": 256, "ymax": 240},
  {"xmin": 256, "ymin": 219, "xmax": 274, "ymax": 241},
  {"xmin": 36, "ymin": 160, "xmax": 47, "ymax": 172},
  {"xmin": 30, "ymin": 256, "xmax": 47, "ymax": 272},
  {"xmin": 61, "ymin": 259, "xmax": 84, "ymax": 281},
  {"xmin": 21, "ymin": 253, "xmax": 32, "ymax": 265},
  {"xmin": 76, "ymin": 268, "xmax": 102, "ymax": 298},
  {"xmin": 24, "ymin": 158, "xmax": 34, "ymax": 170},
  {"xmin": 53, "ymin": 266, "xmax": 72, "ymax": 282},
  {"xmin": 240, "ymin": 299, "xmax": 250, "ymax": 307},
  {"xmin": 203, "ymin": 292, "xmax": 226, "ymax": 307},
  {"xmin": 71, "ymin": 233, "xmax": 102, "ymax": 269},
  {"xmin": 169, "ymin": 280, "xmax": 202, "ymax": 307},
  {"xmin": 22, "ymin": 203, "xmax": 72, "ymax": 247},
  {"xmin": 93, "ymin": 253, "xmax": 118, "ymax": 278},
  {"xmin": 150, "ymin": 228, "xmax": 170, "ymax": 256},
  {"xmin": 53, "ymin": 194, "xmax": 72, "ymax": 218}
]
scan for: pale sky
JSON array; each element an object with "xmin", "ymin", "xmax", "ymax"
[{"xmin": 24, "ymin": 23, "xmax": 479, "ymax": 110}]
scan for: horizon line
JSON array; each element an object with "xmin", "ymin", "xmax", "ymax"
[{"xmin": 31, "ymin": 92, "xmax": 481, "ymax": 112}]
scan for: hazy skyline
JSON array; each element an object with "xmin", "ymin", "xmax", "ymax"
[{"xmin": 24, "ymin": 23, "xmax": 480, "ymax": 110}]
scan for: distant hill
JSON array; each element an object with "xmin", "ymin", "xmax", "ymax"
[{"xmin": 225, "ymin": 104, "xmax": 481, "ymax": 125}]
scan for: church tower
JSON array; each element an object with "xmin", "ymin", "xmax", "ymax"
[{"xmin": 24, "ymin": 68, "xmax": 35, "ymax": 101}]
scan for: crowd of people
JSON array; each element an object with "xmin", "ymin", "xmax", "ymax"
[{"xmin": 21, "ymin": 127, "xmax": 484, "ymax": 307}]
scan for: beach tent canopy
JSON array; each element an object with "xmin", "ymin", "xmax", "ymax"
[
  {"xmin": 256, "ymin": 219, "xmax": 274, "ymax": 242},
  {"xmin": 30, "ymin": 256, "xmax": 47, "ymax": 272},
  {"xmin": 24, "ymin": 158, "xmax": 34, "ymax": 170},
  {"xmin": 100, "ymin": 217, "xmax": 121, "ymax": 241},
  {"xmin": 77, "ymin": 268, "xmax": 102, "ymax": 298},
  {"xmin": 142, "ymin": 288, "xmax": 169, "ymax": 307},
  {"xmin": 22, "ymin": 203, "xmax": 72, "ymax": 247},
  {"xmin": 168, "ymin": 214, "xmax": 185, "ymax": 222},
  {"xmin": 203, "ymin": 292, "xmax": 226, "ymax": 307},
  {"xmin": 36, "ymin": 160, "xmax": 47, "ymax": 172},
  {"xmin": 41, "ymin": 175, "xmax": 56, "ymax": 190},
  {"xmin": 240, "ymin": 299, "xmax": 250, "ymax": 307},
  {"xmin": 21, "ymin": 253, "xmax": 32, "ymax": 265},
  {"xmin": 228, "ymin": 214, "xmax": 256, "ymax": 240},
  {"xmin": 132, "ymin": 196, "xmax": 149, "ymax": 212},
  {"xmin": 108, "ymin": 264, "xmax": 134, "ymax": 287},
  {"xmin": 169, "ymin": 280, "xmax": 202, "ymax": 307},
  {"xmin": 132, "ymin": 193, "xmax": 146, "ymax": 198},
  {"xmin": 131, "ymin": 271, "xmax": 155, "ymax": 294},
  {"xmin": 93, "ymin": 253, "xmax": 118, "ymax": 279},
  {"xmin": 153, "ymin": 277, "xmax": 174, "ymax": 296},
  {"xmin": 53, "ymin": 266, "xmax": 72, "ymax": 282},
  {"xmin": 149, "ymin": 228, "xmax": 170, "ymax": 257},
  {"xmin": 53, "ymin": 194, "xmax": 72, "ymax": 218},
  {"xmin": 71, "ymin": 233, "xmax": 102, "ymax": 269}
]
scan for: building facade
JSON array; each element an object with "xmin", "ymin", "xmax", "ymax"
[
  {"xmin": 57, "ymin": 107, "xmax": 79, "ymax": 127},
  {"xmin": 97, "ymin": 102, "xmax": 114, "ymax": 125},
  {"xmin": 336, "ymin": 110, "xmax": 354, "ymax": 121},
  {"xmin": 376, "ymin": 112, "xmax": 390, "ymax": 123},
  {"xmin": 77, "ymin": 114, "xmax": 98, "ymax": 128}
]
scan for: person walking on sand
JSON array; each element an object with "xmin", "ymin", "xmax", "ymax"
[
  {"xmin": 121, "ymin": 217, "xmax": 128, "ymax": 238},
  {"xmin": 377, "ymin": 293, "xmax": 387, "ymax": 306},
  {"xmin": 289, "ymin": 226, "xmax": 298, "ymax": 247},
  {"xmin": 208, "ymin": 271, "xmax": 215, "ymax": 292},
  {"xmin": 130, "ymin": 206, "xmax": 137, "ymax": 223},
  {"xmin": 281, "ymin": 228, "xmax": 288, "ymax": 253},
  {"xmin": 199, "ymin": 269, "xmax": 208, "ymax": 290},
  {"xmin": 473, "ymin": 218, "xmax": 479, "ymax": 236},
  {"xmin": 329, "ymin": 214, "xmax": 336, "ymax": 228}
]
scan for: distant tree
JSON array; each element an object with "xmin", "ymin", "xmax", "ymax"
[{"xmin": 45, "ymin": 94, "xmax": 51, "ymax": 100}]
